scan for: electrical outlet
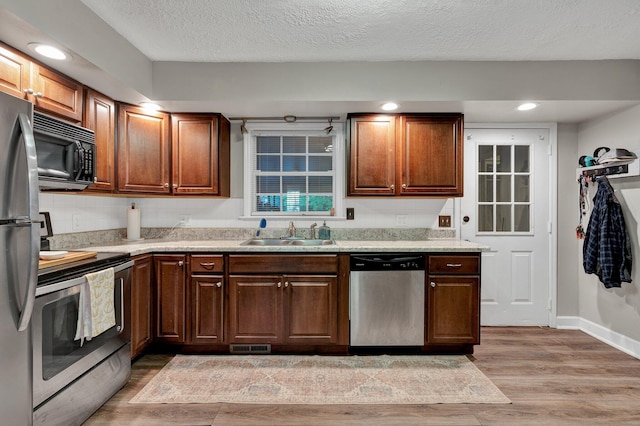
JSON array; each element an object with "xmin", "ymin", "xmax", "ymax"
[
  {"xmin": 72, "ymin": 214, "xmax": 81, "ymax": 231},
  {"xmin": 438, "ymin": 215, "xmax": 452, "ymax": 228},
  {"xmin": 396, "ymin": 214, "xmax": 408, "ymax": 226},
  {"xmin": 179, "ymin": 215, "xmax": 191, "ymax": 225},
  {"xmin": 346, "ymin": 208, "xmax": 355, "ymax": 220}
]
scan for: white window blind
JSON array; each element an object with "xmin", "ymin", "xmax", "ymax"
[{"xmin": 243, "ymin": 123, "xmax": 343, "ymax": 217}]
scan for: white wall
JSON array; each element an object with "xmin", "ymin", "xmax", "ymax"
[
  {"xmin": 40, "ymin": 124, "xmax": 453, "ymax": 234},
  {"xmin": 557, "ymin": 124, "xmax": 580, "ymax": 317},
  {"xmin": 574, "ymin": 104, "xmax": 640, "ymax": 344}
]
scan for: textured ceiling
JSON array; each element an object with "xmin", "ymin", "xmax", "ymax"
[{"xmin": 81, "ymin": 0, "xmax": 640, "ymax": 62}]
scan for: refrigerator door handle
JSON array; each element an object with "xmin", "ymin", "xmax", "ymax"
[{"xmin": 15, "ymin": 112, "xmax": 40, "ymax": 331}]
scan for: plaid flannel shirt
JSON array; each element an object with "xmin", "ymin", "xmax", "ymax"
[{"xmin": 583, "ymin": 177, "xmax": 632, "ymax": 288}]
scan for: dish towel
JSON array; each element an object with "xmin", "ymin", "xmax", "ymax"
[{"xmin": 75, "ymin": 267, "xmax": 115, "ymax": 346}]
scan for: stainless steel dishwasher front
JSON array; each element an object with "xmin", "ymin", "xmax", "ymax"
[{"xmin": 349, "ymin": 254, "xmax": 425, "ymax": 346}]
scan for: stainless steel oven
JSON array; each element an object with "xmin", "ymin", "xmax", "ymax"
[{"xmin": 33, "ymin": 258, "xmax": 133, "ymax": 426}]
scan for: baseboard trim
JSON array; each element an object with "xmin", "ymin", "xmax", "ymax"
[{"xmin": 556, "ymin": 316, "xmax": 640, "ymax": 360}]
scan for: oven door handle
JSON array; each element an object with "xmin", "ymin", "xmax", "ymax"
[
  {"xmin": 36, "ymin": 260, "xmax": 134, "ymax": 296},
  {"xmin": 117, "ymin": 277, "xmax": 125, "ymax": 333}
]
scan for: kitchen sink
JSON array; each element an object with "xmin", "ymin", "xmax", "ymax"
[{"xmin": 241, "ymin": 238, "xmax": 334, "ymax": 246}]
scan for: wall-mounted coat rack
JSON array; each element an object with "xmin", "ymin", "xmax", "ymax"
[{"xmin": 576, "ymin": 153, "xmax": 640, "ymax": 181}]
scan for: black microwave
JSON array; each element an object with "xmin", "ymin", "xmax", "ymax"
[{"xmin": 33, "ymin": 111, "xmax": 95, "ymax": 191}]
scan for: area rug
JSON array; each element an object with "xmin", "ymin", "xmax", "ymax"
[{"xmin": 129, "ymin": 355, "xmax": 510, "ymax": 405}]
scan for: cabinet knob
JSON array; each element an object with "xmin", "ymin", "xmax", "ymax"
[
  {"xmin": 285, "ymin": 281, "xmax": 289, "ymax": 288},
  {"xmin": 177, "ymin": 261, "xmax": 184, "ymax": 267},
  {"xmin": 430, "ymin": 282, "xmax": 436, "ymax": 288},
  {"xmin": 277, "ymin": 282, "xmax": 282, "ymax": 288},
  {"xmin": 216, "ymin": 282, "xmax": 222, "ymax": 288},
  {"xmin": 402, "ymin": 183, "xmax": 407, "ymax": 190},
  {"xmin": 390, "ymin": 184, "xmax": 395, "ymax": 190},
  {"xmin": 24, "ymin": 88, "xmax": 34, "ymax": 95},
  {"xmin": 93, "ymin": 177, "xmax": 98, "ymax": 182},
  {"xmin": 34, "ymin": 92, "xmax": 43, "ymax": 98},
  {"xmin": 164, "ymin": 183, "xmax": 169, "ymax": 188},
  {"xmin": 172, "ymin": 183, "xmax": 178, "ymax": 189}
]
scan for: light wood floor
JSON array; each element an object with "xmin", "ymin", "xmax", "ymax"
[{"xmin": 84, "ymin": 327, "xmax": 640, "ymax": 425}]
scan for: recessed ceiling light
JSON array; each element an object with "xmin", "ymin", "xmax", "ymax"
[
  {"xmin": 516, "ymin": 102, "xmax": 539, "ymax": 111},
  {"xmin": 139, "ymin": 102, "xmax": 163, "ymax": 111},
  {"xmin": 381, "ymin": 102, "xmax": 399, "ymax": 111},
  {"xmin": 28, "ymin": 43, "xmax": 69, "ymax": 61}
]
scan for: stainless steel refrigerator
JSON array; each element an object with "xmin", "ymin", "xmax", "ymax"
[{"xmin": 0, "ymin": 90, "xmax": 40, "ymax": 426}]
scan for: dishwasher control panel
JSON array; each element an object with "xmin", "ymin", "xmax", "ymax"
[{"xmin": 350, "ymin": 254, "xmax": 424, "ymax": 271}]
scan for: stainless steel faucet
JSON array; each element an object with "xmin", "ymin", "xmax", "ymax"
[
  {"xmin": 309, "ymin": 223, "xmax": 318, "ymax": 239},
  {"xmin": 287, "ymin": 221, "xmax": 296, "ymax": 238}
]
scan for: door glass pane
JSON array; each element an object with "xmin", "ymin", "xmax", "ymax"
[
  {"xmin": 514, "ymin": 205, "xmax": 530, "ymax": 232},
  {"xmin": 515, "ymin": 145, "xmax": 530, "ymax": 172},
  {"xmin": 496, "ymin": 146, "xmax": 511, "ymax": 172},
  {"xmin": 496, "ymin": 205, "xmax": 511, "ymax": 232},
  {"xmin": 478, "ymin": 205, "xmax": 493, "ymax": 232},
  {"xmin": 478, "ymin": 146, "xmax": 493, "ymax": 172},
  {"xmin": 496, "ymin": 175, "xmax": 511, "ymax": 202},
  {"xmin": 478, "ymin": 175, "xmax": 493, "ymax": 202},
  {"xmin": 515, "ymin": 175, "xmax": 530, "ymax": 202}
]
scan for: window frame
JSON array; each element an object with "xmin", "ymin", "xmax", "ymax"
[{"xmin": 242, "ymin": 121, "xmax": 345, "ymax": 219}]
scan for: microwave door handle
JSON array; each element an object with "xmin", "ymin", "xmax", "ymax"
[
  {"xmin": 14, "ymin": 113, "xmax": 40, "ymax": 331},
  {"xmin": 73, "ymin": 141, "xmax": 82, "ymax": 180}
]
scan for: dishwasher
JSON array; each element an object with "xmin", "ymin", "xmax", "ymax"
[{"xmin": 349, "ymin": 254, "xmax": 425, "ymax": 346}]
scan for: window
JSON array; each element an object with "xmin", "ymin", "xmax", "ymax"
[{"xmin": 243, "ymin": 122, "xmax": 344, "ymax": 217}]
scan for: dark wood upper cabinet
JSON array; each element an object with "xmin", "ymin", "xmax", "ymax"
[
  {"xmin": 0, "ymin": 42, "xmax": 83, "ymax": 123},
  {"xmin": 171, "ymin": 113, "xmax": 230, "ymax": 196},
  {"xmin": 348, "ymin": 113, "xmax": 464, "ymax": 197},
  {"xmin": 31, "ymin": 65, "xmax": 84, "ymax": 123},
  {"xmin": 117, "ymin": 104, "xmax": 171, "ymax": 194},
  {"xmin": 84, "ymin": 89, "xmax": 115, "ymax": 191},
  {"xmin": 348, "ymin": 114, "xmax": 396, "ymax": 195},
  {"xmin": 0, "ymin": 43, "xmax": 32, "ymax": 99}
]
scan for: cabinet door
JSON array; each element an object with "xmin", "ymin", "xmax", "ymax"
[
  {"xmin": 228, "ymin": 276, "xmax": 282, "ymax": 343},
  {"xmin": 348, "ymin": 114, "xmax": 396, "ymax": 195},
  {"xmin": 399, "ymin": 114, "xmax": 463, "ymax": 196},
  {"xmin": 190, "ymin": 275, "xmax": 224, "ymax": 343},
  {"xmin": 426, "ymin": 276, "xmax": 479, "ymax": 344},
  {"xmin": 32, "ymin": 64, "xmax": 83, "ymax": 123},
  {"xmin": 0, "ymin": 43, "xmax": 32, "ymax": 99},
  {"xmin": 283, "ymin": 275, "xmax": 338, "ymax": 344},
  {"xmin": 154, "ymin": 255, "xmax": 187, "ymax": 343},
  {"xmin": 84, "ymin": 89, "xmax": 115, "ymax": 191},
  {"xmin": 117, "ymin": 104, "xmax": 171, "ymax": 193},
  {"xmin": 131, "ymin": 255, "xmax": 153, "ymax": 358},
  {"xmin": 171, "ymin": 113, "xmax": 230, "ymax": 196}
]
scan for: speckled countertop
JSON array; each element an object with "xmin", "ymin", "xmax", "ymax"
[{"xmin": 81, "ymin": 238, "xmax": 487, "ymax": 256}]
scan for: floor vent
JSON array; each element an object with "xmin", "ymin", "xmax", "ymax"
[{"xmin": 229, "ymin": 344, "xmax": 271, "ymax": 354}]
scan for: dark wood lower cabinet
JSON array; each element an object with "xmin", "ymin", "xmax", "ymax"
[
  {"xmin": 131, "ymin": 254, "xmax": 153, "ymax": 359},
  {"xmin": 153, "ymin": 255, "xmax": 187, "ymax": 343},
  {"xmin": 190, "ymin": 275, "xmax": 224, "ymax": 343},
  {"xmin": 228, "ymin": 274, "xmax": 339, "ymax": 345},
  {"xmin": 426, "ymin": 275, "xmax": 480, "ymax": 344}
]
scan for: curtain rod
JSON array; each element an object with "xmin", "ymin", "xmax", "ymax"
[{"xmin": 228, "ymin": 115, "xmax": 341, "ymax": 122}]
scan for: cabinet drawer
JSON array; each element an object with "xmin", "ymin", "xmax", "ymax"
[
  {"xmin": 190, "ymin": 255, "xmax": 224, "ymax": 273},
  {"xmin": 428, "ymin": 255, "xmax": 479, "ymax": 274},
  {"xmin": 229, "ymin": 255, "xmax": 338, "ymax": 274}
]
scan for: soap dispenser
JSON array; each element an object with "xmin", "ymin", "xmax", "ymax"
[{"xmin": 318, "ymin": 220, "xmax": 331, "ymax": 240}]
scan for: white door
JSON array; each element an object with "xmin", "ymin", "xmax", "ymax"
[{"xmin": 460, "ymin": 127, "xmax": 551, "ymax": 326}]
